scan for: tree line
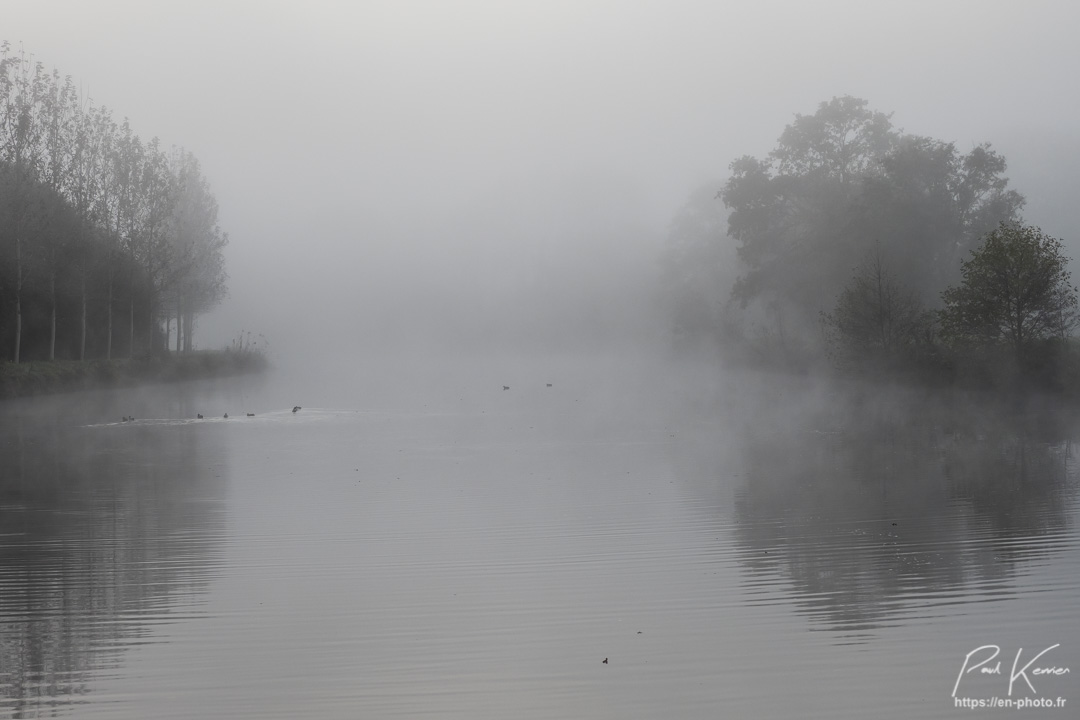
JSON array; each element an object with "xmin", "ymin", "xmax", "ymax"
[
  {"xmin": 663, "ymin": 96, "xmax": 1079, "ymax": 391},
  {"xmin": 0, "ymin": 42, "xmax": 227, "ymax": 364}
]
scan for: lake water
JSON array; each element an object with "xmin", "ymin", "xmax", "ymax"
[{"xmin": 1, "ymin": 355, "xmax": 1077, "ymax": 718}]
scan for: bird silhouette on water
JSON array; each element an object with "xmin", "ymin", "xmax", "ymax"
[
  {"xmin": 247, "ymin": 413, "xmax": 255, "ymax": 417},
  {"xmin": 503, "ymin": 386, "xmax": 510, "ymax": 391},
  {"xmin": 197, "ymin": 413, "xmax": 204, "ymax": 419},
  {"xmin": 292, "ymin": 406, "xmax": 302, "ymax": 413},
  {"xmin": 224, "ymin": 413, "xmax": 229, "ymax": 419}
]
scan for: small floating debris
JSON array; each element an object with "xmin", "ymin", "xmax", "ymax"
[{"xmin": 292, "ymin": 406, "xmax": 302, "ymax": 413}]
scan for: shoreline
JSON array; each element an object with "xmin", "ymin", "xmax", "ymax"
[{"xmin": 0, "ymin": 352, "xmax": 269, "ymax": 400}]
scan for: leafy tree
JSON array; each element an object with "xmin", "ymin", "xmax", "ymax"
[
  {"xmin": 0, "ymin": 42, "xmax": 230, "ymax": 362},
  {"xmin": 660, "ymin": 182, "xmax": 736, "ymax": 348},
  {"xmin": 822, "ymin": 250, "xmax": 930, "ymax": 372},
  {"xmin": 0, "ymin": 43, "xmax": 47, "ymax": 362},
  {"xmin": 165, "ymin": 149, "xmax": 227, "ymax": 353},
  {"xmin": 770, "ymin": 95, "xmax": 896, "ymax": 185},
  {"xmin": 137, "ymin": 137, "xmax": 177, "ymax": 353},
  {"xmin": 35, "ymin": 68, "xmax": 79, "ymax": 360},
  {"xmin": 113, "ymin": 119, "xmax": 145, "ymax": 357},
  {"xmin": 854, "ymin": 136, "xmax": 1024, "ymax": 301},
  {"xmin": 714, "ymin": 96, "xmax": 1024, "ymax": 360},
  {"xmin": 62, "ymin": 94, "xmax": 121, "ymax": 361},
  {"xmin": 723, "ymin": 97, "xmax": 899, "ymax": 322},
  {"xmin": 939, "ymin": 223, "xmax": 1079, "ymax": 358}
]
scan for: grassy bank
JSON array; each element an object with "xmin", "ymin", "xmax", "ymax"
[{"xmin": 0, "ymin": 351, "xmax": 269, "ymax": 400}]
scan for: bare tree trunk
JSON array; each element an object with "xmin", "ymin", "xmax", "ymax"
[
  {"xmin": 176, "ymin": 295, "xmax": 182, "ymax": 354},
  {"xmin": 184, "ymin": 310, "xmax": 194, "ymax": 353},
  {"xmin": 106, "ymin": 276, "xmax": 113, "ymax": 360},
  {"xmin": 14, "ymin": 297, "xmax": 22, "ymax": 363},
  {"xmin": 79, "ymin": 277, "xmax": 87, "ymax": 362},
  {"xmin": 128, "ymin": 296, "xmax": 135, "ymax": 359},
  {"xmin": 150, "ymin": 300, "xmax": 157, "ymax": 355},
  {"xmin": 14, "ymin": 237, "xmax": 23, "ymax": 364},
  {"xmin": 147, "ymin": 231, "xmax": 155, "ymax": 355},
  {"xmin": 49, "ymin": 273, "xmax": 57, "ymax": 361}
]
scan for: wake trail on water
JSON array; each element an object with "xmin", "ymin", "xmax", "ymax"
[{"xmin": 83, "ymin": 408, "xmax": 363, "ymax": 428}]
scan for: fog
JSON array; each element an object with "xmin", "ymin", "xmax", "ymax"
[
  {"xmin": 7, "ymin": 1, "xmax": 1080, "ymax": 367},
  {"xmin": 10, "ymin": 8, "xmax": 1080, "ymax": 717}
]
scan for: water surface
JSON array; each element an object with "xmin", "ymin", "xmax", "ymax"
[{"xmin": 1, "ymin": 362, "xmax": 1076, "ymax": 718}]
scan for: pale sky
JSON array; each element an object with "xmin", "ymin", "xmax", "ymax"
[{"xmin": 6, "ymin": 0, "xmax": 1080, "ymax": 355}]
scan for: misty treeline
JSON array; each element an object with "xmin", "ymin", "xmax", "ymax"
[
  {"xmin": 0, "ymin": 42, "xmax": 227, "ymax": 364},
  {"xmin": 663, "ymin": 96, "xmax": 1079, "ymax": 392}
]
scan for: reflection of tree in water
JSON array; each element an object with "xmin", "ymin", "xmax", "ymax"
[
  {"xmin": 0, "ymin": 418, "xmax": 227, "ymax": 717},
  {"xmin": 729, "ymin": 389, "xmax": 1079, "ymax": 641}
]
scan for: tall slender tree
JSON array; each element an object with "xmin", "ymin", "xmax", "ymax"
[
  {"xmin": 0, "ymin": 43, "xmax": 229, "ymax": 363},
  {"xmin": 70, "ymin": 101, "xmax": 115, "ymax": 360},
  {"xmin": 113, "ymin": 120, "xmax": 144, "ymax": 358},
  {"xmin": 36, "ymin": 68, "xmax": 79, "ymax": 360},
  {"xmin": 167, "ymin": 149, "xmax": 227, "ymax": 352},
  {"xmin": 0, "ymin": 43, "xmax": 48, "ymax": 363},
  {"xmin": 138, "ymin": 137, "xmax": 175, "ymax": 355}
]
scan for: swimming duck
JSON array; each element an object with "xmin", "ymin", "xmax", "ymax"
[{"xmin": 292, "ymin": 406, "xmax": 301, "ymax": 413}]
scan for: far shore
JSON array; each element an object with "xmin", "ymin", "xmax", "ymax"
[{"xmin": 0, "ymin": 351, "xmax": 269, "ymax": 400}]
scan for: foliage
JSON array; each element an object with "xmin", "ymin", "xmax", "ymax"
[
  {"xmin": 854, "ymin": 136, "xmax": 1025, "ymax": 302},
  {"xmin": 659, "ymin": 182, "xmax": 737, "ymax": 349},
  {"xmin": 822, "ymin": 251, "xmax": 933, "ymax": 373},
  {"xmin": 702, "ymin": 96, "xmax": 1024, "ymax": 356},
  {"xmin": 939, "ymin": 223, "xmax": 1079, "ymax": 356},
  {"xmin": 0, "ymin": 41, "xmax": 229, "ymax": 363}
]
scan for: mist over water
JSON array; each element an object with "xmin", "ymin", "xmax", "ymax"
[
  {"xmin": 1, "ymin": 359, "xmax": 1077, "ymax": 719},
  {"xmin": 4, "ymin": 1, "xmax": 1080, "ymax": 717}
]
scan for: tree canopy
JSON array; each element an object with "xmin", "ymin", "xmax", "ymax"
[
  {"xmin": 659, "ymin": 182, "xmax": 736, "ymax": 348},
  {"xmin": 663, "ymin": 96, "xmax": 1027, "ymax": 368},
  {"xmin": 939, "ymin": 223, "xmax": 1078, "ymax": 355},
  {"xmin": 0, "ymin": 42, "xmax": 228, "ymax": 362},
  {"xmin": 821, "ymin": 249, "xmax": 930, "ymax": 372},
  {"xmin": 722, "ymin": 97, "xmax": 1023, "ymax": 322}
]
